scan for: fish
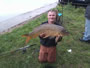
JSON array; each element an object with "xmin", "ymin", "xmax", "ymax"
[{"xmin": 22, "ymin": 23, "xmax": 69, "ymax": 44}]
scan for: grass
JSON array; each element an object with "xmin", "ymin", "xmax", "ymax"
[{"xmin": 0, "ymin": 4, "xmax": 90, "ymax": 68}]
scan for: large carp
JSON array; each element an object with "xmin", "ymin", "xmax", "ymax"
[{"xmin": 22, "ymin": 24, "xmax": 69, "ymax": 43}]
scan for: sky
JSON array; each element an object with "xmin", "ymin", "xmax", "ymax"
[{"xmin": 0, "ymin": 0, "xmax": 58, "ymax": 22}]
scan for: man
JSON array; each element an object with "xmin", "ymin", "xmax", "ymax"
[
  {"xmin": 80, "ymin": 0, "xmax": 90, "ymax": 43},
  {"xmin": 38, "ymin": 10, "xmax": 62, "ymax": 63}
]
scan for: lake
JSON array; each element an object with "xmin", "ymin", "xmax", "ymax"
[{"xmin": 0, "ymin": 0, "xmax": 58, "ymax": 22}]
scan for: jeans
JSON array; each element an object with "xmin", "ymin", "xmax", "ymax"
[{"xmin": 83, "ymin": 18, "xmax": 90, "ymax": 40}]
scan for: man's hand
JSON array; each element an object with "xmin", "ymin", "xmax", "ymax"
[
  {"xmin": 39, "ymin": 33, "xmax": 46, "ymax": 37},
  {"xmin": 55, "ymin": 36, "xmax": 62, "ymax": 42}
]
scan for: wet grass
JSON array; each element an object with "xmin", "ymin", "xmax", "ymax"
[{"xmin": 0, "ymin": 4, "xmax": 90, "ymax": 68}]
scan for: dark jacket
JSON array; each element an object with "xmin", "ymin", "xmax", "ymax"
[
  {"xmin": 39, "ymin": 21, "xmax": 62, "ymax": 47},
  {"xmin": 85, "ymin": 0, "xmax": 90, "ymax": 19}
]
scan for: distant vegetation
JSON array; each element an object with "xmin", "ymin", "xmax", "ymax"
[{"xmin": 0, "ymin": 4, "xmax": 90, "ymax": 68}]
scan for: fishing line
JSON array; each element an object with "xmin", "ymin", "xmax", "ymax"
[{"xmin": 58, "ymin": 0, "xmax": 87, "ymax": 25}]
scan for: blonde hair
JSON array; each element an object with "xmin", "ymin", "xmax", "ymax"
[{"xmin": 48, "ymin": 9, "xmax": 61, "ymax": 25}]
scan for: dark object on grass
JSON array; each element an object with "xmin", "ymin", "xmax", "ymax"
[
  {"xmin": 79, "ymin": 38, "xmax": 90, "ymax": 43},
  {"xmin": 11, "ymin": 44, "xmax": 36, "ymax": 54},
  {"xmin": 58, "ymin": 0, "xmax": 88, "ymax": 8}
]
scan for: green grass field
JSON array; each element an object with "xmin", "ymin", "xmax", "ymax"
[{"xmin": 0, "ymin": 4, "xmax": 90, "ymax": 68}]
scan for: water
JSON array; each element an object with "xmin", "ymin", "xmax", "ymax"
[{"xmin": 0, "ymin": 0, "xmax": 58, "ymax": 22}]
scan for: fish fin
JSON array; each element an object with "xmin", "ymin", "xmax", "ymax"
[{"xmin": 22, "ymin": 34, "xmax": 31, "ymax": 44}]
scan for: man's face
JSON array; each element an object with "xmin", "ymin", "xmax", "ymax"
[{"xmin": 47, "ymin": 11, "xmax": 56, "ymax": 23}]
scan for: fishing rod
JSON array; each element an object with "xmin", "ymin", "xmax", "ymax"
[
  {"xmin": 58, "ymin": 0, "xmax": 64, "ymax": 25},
  {"xmin": 11, "ymin": 44, "xmax": 36, "ymax": 54},
  {"xmin": 0, "ymin": 44, "xmax": 36, "ymax": 57}
]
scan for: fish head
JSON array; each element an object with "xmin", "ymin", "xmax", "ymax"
[{"xmin": 59, "ymin": 29, "xmax": 69, "ymax": 36}]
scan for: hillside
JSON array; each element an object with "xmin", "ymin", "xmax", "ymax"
[{"xmin": 0, "ymin": 4, "xmax": 90, "ymax": 68}]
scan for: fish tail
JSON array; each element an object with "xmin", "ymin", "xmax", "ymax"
[
  {"xmin": 22, "ymin": 34, "xmax": 29, "ymax": 37},
  {"xmin": 22, "ymin": 34, "xmax": 31, "ymax": 44},
  {"xmin": 25, "ymin": 37, "xmax": 31, "ymax": 44}
]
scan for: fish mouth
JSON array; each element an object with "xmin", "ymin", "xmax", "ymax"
[
  {"xmin": 61, "ymin": 32, "xmax": 69, "ymax": 36},
  {"xmin": 65, "ymin": 32, "xmax": 69, "ymax": 35}
]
